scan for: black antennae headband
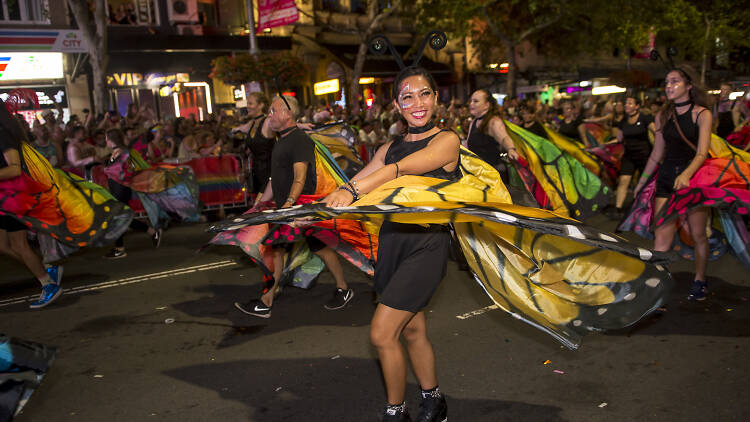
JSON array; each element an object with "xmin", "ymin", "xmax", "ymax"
[{"xmin": 368, "ymin": 30, "xmax": 448, "ymax": 70}]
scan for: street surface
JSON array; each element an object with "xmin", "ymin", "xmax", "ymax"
[{"xmin": 2, "ymin": 215, "xmax": 749, "ymax": 421}]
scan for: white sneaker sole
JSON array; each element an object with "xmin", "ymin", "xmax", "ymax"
[{"xmin": 324, "ymin": 290, "xmax": 354, "ymax": 310}]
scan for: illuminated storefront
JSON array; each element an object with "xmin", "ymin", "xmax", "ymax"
[{"xmin": 0, "ymin": 52, "xmax": 69, "ymax": 124}]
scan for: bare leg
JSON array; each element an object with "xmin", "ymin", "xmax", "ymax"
[
  {"xmin": 687, "ymin": 207, "xmax": 709, "ymax": 281},
  {"xmin": 370, "ymin": 304, "xmax": 416, "ymax": 405},
  {"xmin": 260, "ymin": 248, "xmax": 284, "ymax": 307},
  {"xmin": 0, "ymin": 230, "xmax": 22, "ymax": 261},
  {"xmin": 401, "ymin": 311, "xmax": 438, "ymax": 390},
  {"xmin": 653, "ymin": 198, "xmax": 676, "ymax": 252},
  {"xmin": 314, "ymin": 247, "xmax": 348, "ymax": 290},
  {"xmin": 615, "ymin": 175, "xmax": 632, "ymax": 209},
  {"xmin": 7, "ymin": 230, "xmax": 48, "ymax": 282}
]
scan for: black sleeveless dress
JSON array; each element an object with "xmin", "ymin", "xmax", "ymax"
[
  {"xmin": 467, "ymin": 118, "xmax": 502, "ymax": 166},
  {"xmin": 373, "ymin": 131, "xmax": 461, "ymax": 312},
  {"xmin": 246, "ymin": 116, "xmax": 275, "ymax": 193},
  {"xmin": 655, "ymin": 105, "xmax": 704, "ymax": 198},
  {"xmin": 715, "ymin": 100, "xmax": 735, "ymax": 139},
  {"xmin": 618, "ymin": 113, "xmax": 654, "ymax": 176}
]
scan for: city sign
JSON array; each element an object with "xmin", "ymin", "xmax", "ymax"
[
  {"xmin": 314, "ymin": 79, "xmax": 339, "ymax": 95},
  {"xmin": 0, "ymin": 53, "xmax": 63, "ymax": 81},
  {"xmin": 0, "ymin": 29, "xmax": 88, "ymax": 53}
]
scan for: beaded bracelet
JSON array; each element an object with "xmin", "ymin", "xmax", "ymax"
[{"xmin": 340, "ymin": 185, "xmax": 358, "ymax": 200}]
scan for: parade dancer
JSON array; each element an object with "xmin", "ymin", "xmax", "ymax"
[
  {"xmin": 324, "ymin": 66, "xmax": 452, "ymax": 422},
  {"xmin": 102, "ymin": 128, "xmax": 162, "ymax": 259},
  {"xmin": 210, "ymin": 33, "xmax": 674, "ymax": 422},
  {"xmin": 633, "ymin": 66, "xmax": 712, "ymax": 300},
  {"xmin": 234, "ymin": 95, "xmax": 354, "ymax": 318},
  {"xmin": 466, "ymin": 88, "xmax": 519, "ymax": 181},
  {"xmin": 243, "ymin": 92, "xmax": 276, "ymax": 199},
  {"xmin": 0, "ymin": 99, "xmax": 62, "ymax": 309},
  {"xmin": 607, "ymin": 96, "xmax": 655, "ymax": 219}
]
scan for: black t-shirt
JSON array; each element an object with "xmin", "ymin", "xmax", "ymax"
[
  {"xmin": 0, "ymin": 126, "xmax": 16, "ymax": 169},
  {"xmin": 523, "ymin": 121, "xmax": 548, "ymax": 139},
  {"xmin": 271, "ymin": 128, "xmax": 317, "ymax": 207},
  {"xmin": 558, "ymin": 116, "xmax": 583, "ymax": 140},
  {"xmin": 618, "ymin": 113, "xmax": 654, "ymax": 160}
]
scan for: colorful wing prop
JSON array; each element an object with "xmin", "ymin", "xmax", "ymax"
[
  {"xmin": 308, "ymin": 122, "xmax": 364, "ymax": 179},
  {"xmin": 619, "ymin": 136, "xmax": 750, "ymax": 270},
  {"xmin": 505, "ymin": 121, "xmax": 611, "ymax": 219},
  {"xmin": 0, "ymin": 144, "xmax": 132, "ymax": 250},
  {"xmin": 211, "ymin": 148, "xmax": 673, "ymax": 350},
  {"xmin": 209, "ymin": 137, "xmax": 377, "ymax": 286}
]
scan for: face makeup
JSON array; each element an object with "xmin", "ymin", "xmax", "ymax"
[{"xmin": 396, "ymin": 75, "xmax": 436, "ymax": 127}]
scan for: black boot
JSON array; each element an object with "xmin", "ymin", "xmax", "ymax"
[
  {"xmin": 416, "ymin": 387, "xmax": 447, "ymax": 422},
  {"xmin": 383, "ymin": 402, "xmax": 412, "ymax": 422}
]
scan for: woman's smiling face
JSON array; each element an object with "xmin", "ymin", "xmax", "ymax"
[{"xmin": 394, "ymin": 75, "xmax": 436, "ymax": 127}]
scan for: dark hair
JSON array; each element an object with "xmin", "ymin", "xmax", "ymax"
[
  {"xmin": 658, "ymin": 65, "xmax": 710, "ymax": 130},
  {"xmin": 71, "ymin": 125, "xmax": 86, "ymax": 137},
  {"xmin": 625, "ymin": 96, "xmax": 642, "ymax": 107},
  {"xmin": 0, "ymin": 99, "xmax": 27, "ymax": 147},
  {"xmin": 392, "ymin": 66, "xmax": 437, "ymax": 99},
  {"xmin": 474, "ymin": 89, "xmax": 502, "ymax": 134},
  {"xmin": 105, "ymin": 128, "xmax": 127, "ymax": 149}
]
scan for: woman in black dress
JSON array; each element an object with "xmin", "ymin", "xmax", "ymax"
[
  {"xmin": 608, "ymin": 96, "xmax": 655, "ymax": 218},
  {"xmin": 244, "ymin": 92, "xmax": 275, "ymax": 198},
  {"xmin": 325, "ymin": 67, "xmax": 456, "ymax": 422},
  {"xmin": 634, "ymin": 66, "xmax": 712, "ymax": 300}
]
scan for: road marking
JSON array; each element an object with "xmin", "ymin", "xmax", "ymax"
[
  {"xmin": 456, "ymin": 304, "xmax": 499, "ymax": 320},
  {"xmin": 0, "ymin": 260, "xmax": 239, "ymax": 308}
]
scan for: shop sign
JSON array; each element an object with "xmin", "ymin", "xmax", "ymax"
[
  {"xmin": 0, "ymin": 29, "xmax": 88, "ymax": 53},
  {"xmin": 0, "ymin": 53, "xmax": 63, "ymax": 81},
  {"xmin": 314, "ymin": 79, "xmax": 339, "ymax": 96},
  {"xmin": 0, "ymin": 86, "xmax": 67, "ymax": 108},
  {"xmin": 107, "ymin": 72, "xmax": 190, "ymax": 88}
]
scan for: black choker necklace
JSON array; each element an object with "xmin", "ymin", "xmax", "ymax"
[
  {"xmin": 279, "ymin": 126, "xmax": 296, "ymax": 137},
  {"xmin": 408, "ymin": 121, "xmax": 435, "ymax": 134},
  {"xmin": 674, "ymin": 99, "xmax": 692, "ymax": 107}
]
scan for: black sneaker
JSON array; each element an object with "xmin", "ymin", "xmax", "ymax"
[
  {"xmin": 416, "ymin": 390, "xmax": 447, "ymax": 422},
  {"xmin": 383, "ymin": 405, "xmax": 412, "ymax": 422},
  {"xmin": 104, "ymin": 248, "xmax": 127, "ymax": 259},
  {"xmin": 152, "ymin": 228, "xmax": 163, "ymax": 248},
  {"xmin": 234, "ymin": 299, "xmax": 272, "ymax": 318},
  {"xmin": 687, "ymin": 280, "xmax": 708, "ymax": 301},
  {"xmin": 324, "ymin": 288, "xmax": 354, "ymax": 310}
]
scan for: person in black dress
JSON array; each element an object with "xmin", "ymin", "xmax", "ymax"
[
  {"xmin": 558, "ymin": 100, "xmax": 587, "ymax": 144},
  {"xmin": 325, "ymin": 67, "xmax": 456, "ymax": 422},
  {"xmin": 466, "ymin": 89, "xmax": 519, "ymax": 181},
  {"xmin": 713, "ymin": 82, "xmax": 736, "ymax": 139},
  {"xmin": 244, "ymin": 92, "xmax": 276, "ymax": 199},
  {"xmin": 608, "ymin": 96, "xmax": 656, "ymax": 218},
  {"xmin": 634, "ymin": 66, "xmax": 712, "ymax": 300},
  {"xmin": 519, "ymin": 104, "xmax": 548, "ymax": 139}
]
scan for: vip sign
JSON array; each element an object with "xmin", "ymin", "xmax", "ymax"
[{"xmin": 107, "ymin": 73, "xmax": 190, "ymax": 87}]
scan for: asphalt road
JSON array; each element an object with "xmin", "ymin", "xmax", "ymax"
[{"xmin": 2, "ymin": 215, "xmax": 749, "ymax": 421}]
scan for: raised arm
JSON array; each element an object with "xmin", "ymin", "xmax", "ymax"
[{"xmin": 488, "ymin": 117, "xmax": 519, "ymax": 160}]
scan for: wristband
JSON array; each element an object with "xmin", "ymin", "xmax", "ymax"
[
  {"xmin": 640, "ymin": 172, "xmax": 650, "ymax": 179},
  {"xmin": 339, "ymin": 185, "xmax": 358, "ymax": 200}
]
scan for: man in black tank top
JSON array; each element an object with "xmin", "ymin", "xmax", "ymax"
[
  {"xmin": 235, "ymin": 95, "xmax": 354, "ymax": 319},
  {"xmin": 713, "ymin": 83, "xmax": 736, "ymax": 139}
]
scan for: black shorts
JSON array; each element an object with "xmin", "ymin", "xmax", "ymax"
[
  {"xmin": 0, "ymin": 214, "xmax": 26, "ymax": 232},
  {"xmin": 655, "ymin": 161, "xmax": 689, "ymax": 198},
  {"xmin": 620, "ymin": 156, "xmax": 648, "ymax": 177},
  {"xmin": 373, "ymin": 222, "xmax": 451, "ymax": 313}
]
